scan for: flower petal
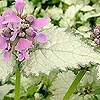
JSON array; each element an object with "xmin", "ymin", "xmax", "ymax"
[
  {"xmin": 37, "ymin": 33, "xmax": 48, "ymax": 43},
  {"xmin": 15, "ymin": 0, "xmax": 25, "ymax": 14},
  {"xmin": 26, "ymin": 15, "xmax": 34, "ymax": 23},
  {"xmin": 22, "ymin": 51, "xmax": 29, "ymax": 60},
  {"xmin": 18, "ymin": 53, "xmax": 24, "ymax": 61},
  {"xmin": 2, "ymin": 28, "xmax": 11, "ymax": 38},
  {"xmin": 27, "ymin": 34, "xmax": 36, "ymax": 41},
  {"xmin": 0, "ymin": 16, "xmax": 5, "ymax": 29},
  {"xmin": 15, "ymin": 38, "xmax": 32, "ymax": 51},
  {"xmin": 0, "ymin": 37, "xmax": 7, "ymax": 49},
  {"xmin": 7, "ymin": 22, "xmax": 21, "ymax": 31},
  {"xmin": 10, "ymin": 30, "xmax": 18, "ymax": 41},
  {"xmin": 4, "ymin": 15, "xmax": 22, "ymax": 23},
  {"xmin": 3, "ymin": 9, "xmax": 17, "ymax": 17},
  {"xmin": 25, "ymin": 27, "xmax": 34, "ymax": 35},
  {"xmin": 7, "ymin": 43, "xmax": 11, "ymax": 50},
  {"xmin": 3, "ymin": 50, "xmax": 10, "ymax": 60},
  {"xmin": 32, "ymin": 18, "xmax": 51, "ymax": 29}
]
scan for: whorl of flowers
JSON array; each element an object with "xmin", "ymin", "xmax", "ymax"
[
  {"xmin": 91, "ymin": 24, "xmax": 100, "ymax": 45},
  {"xmin": 0, "ymin": 0, "xmax": 50, "ymax": 61}
]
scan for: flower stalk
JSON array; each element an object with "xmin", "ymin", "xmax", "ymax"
[
  {"xmin": 15, "ymin": 63, "xmax": 21, "ymax": 100},
  {"xmin": 63, "ymin": 69, "xmax": 87, "ymax": 100}
]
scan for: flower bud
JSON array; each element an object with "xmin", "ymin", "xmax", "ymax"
[
  {"xmin": 91, "ymin": 25, "xmax": 100, "ymax": 45},
  {"xmin": 94, "ymin": 38, "xmax": 100, "ymax": 45}
]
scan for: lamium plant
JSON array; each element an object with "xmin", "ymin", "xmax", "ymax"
[
  {"xmin": 0, "ymin": 0, "xmax": 50, "ymax": 99},
  {"xmin": 1, "ymin": 0, "xmax": 100, "ymax": 100}
]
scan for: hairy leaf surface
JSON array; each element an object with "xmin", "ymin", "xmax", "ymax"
[
  {"xmin": 24, "ymin": 27, "xmax": 100, "ymax": 75},
  {"xmin": 50, "ymin": 71, "xmax": 75, "ymax": 100},
  {"xmin": 0, "ymin": 84, "xmax": 14, "ymax": 99}
]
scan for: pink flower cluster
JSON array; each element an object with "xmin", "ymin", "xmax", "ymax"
[{"xmin": 0, "ymin": 0, "xmax": 50, "ymax": 61}]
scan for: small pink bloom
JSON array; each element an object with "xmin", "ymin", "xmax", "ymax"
[
  {"xmin": 26, "ymin": 27, "xmax": 36, "ymax": 41},
  {"xmin": 7, "ymin": 43, "xmax": 11, "ymax": 50},
  {"xmin": 25, "ymin": 27, "xmax": 34, "ymax": 35},
  {"xmin": 1, "ymin": 28, "xmax": 11, "ymax": 38},
  {"xmin": 3, "ymin": 9, "xmax": 17, "ymax": 17},
  {"xmin": 26, "ymin": 15, "xmax": 34, "ymax": 23},
  {"xmin": 4, "ymin": 15, "xmax": 22, "ymax": 23},
  {"xmin": 0, "ymin": 37, "xmax": 7, "ymax": 50},
  {"xmin": 3, "ymin": 50, "xmax": 10, "ymax": 60},
  {"xmin": 15, "ymin": 38, "xmax": 32, "ymax": 51},
  {"xmin": 15, "ymin": 0, "xmax": 25, "ymax": 14},
  {"xmin": 18, "ymin": 51, "xmax": 29, "ymax": 61},
  {"xmin": 0, "ymin": 39, "xmax": 11, "ymax": 60},
  {"xmin": 27, "ymin": 33, "xmax": 36, "ymax": 41},
  {"xmin": 22, "ymin": 51, "xmax": 29, "ymax": 60},
  {"xmin": 18, "ymin": 53, "xmax": 24, "ymax": 61},
  {"xmin": 7, "ymin": 22, "xmax": 21, "ymax": 31},
  {"xmin": 2, "ymin": 9, "xmax": 22, "ymax": 29},
  {"xmin": 10, "ymin": 30, "xmax": 19, "ymax": 41},
  {"xmin": 0, "ymin": 16, "xmax": 5, "ymax": 29},
  {"xmin": 94, "ymin": 38, "xmax": 100, "ymax": 45},
  {"xmin": 37, "ymin": 33, "xmax": 48, "ymax": 43},
  {"xmin": 32, "ymin": 18, "xmax": 51, "ymax": 29}
]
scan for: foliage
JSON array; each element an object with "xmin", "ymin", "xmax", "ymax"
[{"xmin": 0, "ymin": 0, "xmax": 100, "ymax": 100}]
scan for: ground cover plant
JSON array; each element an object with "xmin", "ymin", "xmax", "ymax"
[{"xmin": 0, "ymin": 0, "xmax": 100, "ymax": 100}]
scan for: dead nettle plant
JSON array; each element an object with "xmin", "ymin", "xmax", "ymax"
[
  {"xmin": 0, "ymin": 0, "xmax": 100, "ymax": 100},
  {"xmin": 0, "ymin": 0, "xmax": 50, "ymax": 99}
]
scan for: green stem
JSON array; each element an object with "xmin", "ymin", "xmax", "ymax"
[
  {"xmin": 15, "ymin": 66, "xmax": 21, "ymax": 100},
  {"xmin": 63, "ymin": 69, "xmax": 87, "ymax": 100}
]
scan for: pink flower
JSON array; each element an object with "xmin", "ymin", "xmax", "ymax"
[
  {"xmin": 3, "ymin": 43, "xmax": 11, "ymax": 60},
  {"xmin": 18, "ymin": 51, "xmax": 29, "ymax": 61},
  {"xmin": 15, "ymin": 38, "xmax": 32, "ymax": 52},
  {"xmin": 0, "ymin": 37, "xmax": 8, "ymax": 50},
  {"xmin": 26, "ymin": 15, "xmax": 34, "ymax": 23},
  {"xmin": 2, "ymin": 9, "xmax": 22, "ymax": 32},
  {"xmin": 0, "ymin": 16, "xmax": 5, "ymax": 29},
  {"xmin": 1, "ymin": 28, "xmax": 11, "ymax": 38},
  {"xmin": 15, "ymin": 38, "xmax": 32, "ymax": 61},
  {"xmin": 3, "ymin": 9, "xmax": 17, "ymax": 17},
  {"xmin": 37, "ymin": 33, "xmax": 48, "ymax": 43},
  {"xmin": 15, "ymin": 0, "xmax": 25, "ymax": 14},
  {"xmin": 3, "ymin": 50, "xmax": 10, "ymax": 60},
  {"xmin": 10, "ymin": 30, "xmax": 19, "ymax": 41},
  {"xmin": 4, "ymin": 15, "xmax": 22, "ymax": 24},
  {"xmin": 0, "ymin": 0, "xmax": 51, "ymax": 61},
  {"xmin": 31, "ymin": 18, "xmax": 51, "ymax": 29},
  {"xmin": 26, "ymin": 27, "xmax": 36, "ymax": 41},
  {"xmin": 0, "ymin": 37, "xmax": 11, "ymax": 60},
  {"xmin": 2, "ymin": 9, "xmax": 22, "ymax": 31},
  {"xmin": 7, "ymin": 22, "xmax": 21, "ymax": 31}
]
